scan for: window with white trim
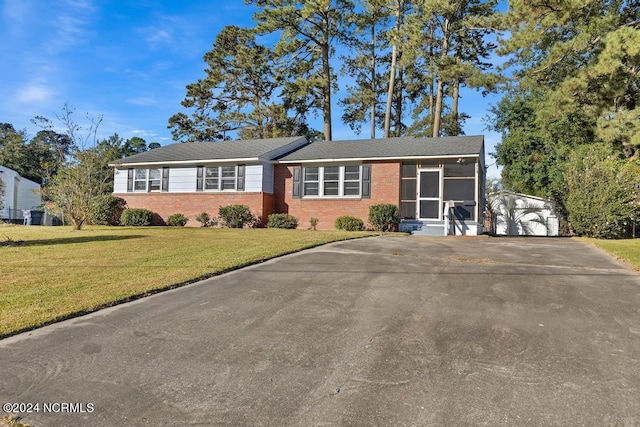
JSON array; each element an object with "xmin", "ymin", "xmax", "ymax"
[
  {"xmin": 133, "ymin": 168, "xmax": 161, "ymax": 192},
  {"xmin": 302, "ymin": 165, "xmax": 362, "ymax": 197},
  {"xmin": 203, "ymin": 166, "xmax": 240, "ymax": 191}
]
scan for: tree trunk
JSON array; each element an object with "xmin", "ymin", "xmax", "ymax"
[
  {"xmin": 394, "ymin": 67, "xmax": 403, "ymax": 137},
  {"xmin": 451, "ymin": 78, "xmax": 460, "ymax": 135},
  {"xmin": 384, "ymin": 1, "xmax": 402, "ymax": 139},
  {"xmin": 321, "ymin": 14, "xmax": 332, "ymax": 141},
  {"xmin": 71, "ymin": 217, "xmax": 84, "ymax": 230},
  {"xmin": 370, "ymin": 23, "xmax": 376, "ymax": 139},
  {"xmin": 432, "ymin": 17, "xmax": 450, "ymax": 138}
]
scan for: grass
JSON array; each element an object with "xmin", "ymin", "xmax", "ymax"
[
  {"xmin": 579, "ymin": 237, "xmax": 640, "ymax": 271},
  {"xmin": 0, "ymin": 225, "xmax": 371, "ymax": 338},
  {"xmin": 0, "ymin": 415, "xmax": 30, "ymax": 427}
]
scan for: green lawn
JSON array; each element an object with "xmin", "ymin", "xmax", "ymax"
[
  {"xmin": 0, "ymin": 225, "xmax": 371, "ymax": 338},
  {"xmin": 580, "ymin": 237, "xmax": 640, "ymax": 271}
]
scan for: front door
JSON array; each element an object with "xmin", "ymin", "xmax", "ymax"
[{"xmin": 418, "ymin": 170, "xmax": 441, "ymax": 220}]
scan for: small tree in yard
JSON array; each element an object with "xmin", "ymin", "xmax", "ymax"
[{"xmin": 45, "ymin": 150, "xmax": 112, "ymax": 230}]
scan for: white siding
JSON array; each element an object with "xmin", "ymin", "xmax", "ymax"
[
  {"xmin": 0, "ymin": 166, "xmax": 41, "ymax": 218},
  {"xmin": 262, "ymin": 163, "xmax": 274, "ymax": 194},
  {"xmin": 113, "ymin": 168, "xmax": 129, "ymax": 193},
  {"xmin": 169, "ymin": 167, "xmax": 198, "ymax": 192},
  {"xmin": 245, "ymin": 164, "xmax": 264, "ymax": 192},
  {"xmin": 114, "ymin": 164, "xmax": 266, "ymax": 193},
  {"xmin": 491, "ymin": 193, "xmax": 559, "ymax": 236},
  {"xmin": 17, "ymin": 179, "xmax": 41, "ymax": 210}
]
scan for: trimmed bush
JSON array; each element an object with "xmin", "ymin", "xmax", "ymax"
[
  {"xmin": 309, "ymin": 217, "xmax": 319, "ymax": 230},
  {"xmin": 218, "ymin": 204, "xmax": 254, "ymax": 228},
  {"xmin": 267, "ymin": 213, "xmax": 298, "ymax": 229},
  {"xmin": 335, "ymin": 215, "xmax": 364, "ymax": 231},
  {"xmin": 120, "ymin": 208, "xmax": 154, "ymax": 226},
  {"xmin": 196, "ymin": 212, "xmax": 211, "ymax": 227},
  {"xmin": 167, "ymin": 213, "xmax": 188, "ymax": 227},
  {"xmin": 88, "ymin": 195, "xmax": 127, "ymax": 225},
  {"xmin": 368, "ymin": 204, "xmax": 400, "ymax": 232}
]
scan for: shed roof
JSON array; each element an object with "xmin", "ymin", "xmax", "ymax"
[
  {"xmin": 110, "ymin": 136, "xmax": 308, "ymax": 166},
  {"xmin": 276, "ymin": 135, "xmax": 484, "ymax": 162}
]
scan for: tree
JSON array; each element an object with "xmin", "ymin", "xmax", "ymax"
[
  {"xmin": 564, "ymin": 144, "xmax": 640, "ymax": 238},
  {"xmin": 498, "ymin": 0, "xmax": 639, "ymax": 156},
  {"xmin": 339, "ymin": 0, "xmax": 390, "ymax": 138},
  {"xmin": 41, "ymin": 105, "xmax": 109, "ymax": 230},
  {"xmin": 169, "ymin": 25, "xmax": 314, "ymax": 142},
  {"xmin": 405, "ymin": 0, "xmax": 501, "ymax": 137},
  {"xmin": 249, "ymin": 0, "xmax": 356, "ymax": 141}
]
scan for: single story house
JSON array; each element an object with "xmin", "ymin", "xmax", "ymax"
[
  {"xmin": 0, "ymin": 165, "xmax": 42, "ymax": 223},
  {"xmin": 111, "ymin": 135, "xmax": 485, "ymax": 235},
  {"xmin": 489, "ymin": 191, "xmax": 559, "ymax": 236}
]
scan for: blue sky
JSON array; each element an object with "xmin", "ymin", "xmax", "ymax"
[{"xmin": 0, "ymin": 0, "xmax": 502, "ymax": 176}]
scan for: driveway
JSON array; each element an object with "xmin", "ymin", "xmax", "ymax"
[{"xmin": 1, "ymin": 236, "xmax": 639, "ymax": 426}]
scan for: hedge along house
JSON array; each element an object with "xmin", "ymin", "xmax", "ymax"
[{"xmin": 111, "ymin": 135, "xmax": 485, "ymax": 235}]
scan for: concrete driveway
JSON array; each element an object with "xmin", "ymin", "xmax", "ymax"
[{"xmin": 1, "ymin": 236, "xmax": 640, "ymax": 426}]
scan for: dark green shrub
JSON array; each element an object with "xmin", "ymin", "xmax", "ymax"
[
  {"xmin": 88, "ymin": 195, "xmax": 127, "ymax": 225},
  {"xmin": 368, "ymin": 204, "xmax": 400, "ymax": 232},
  {"xmin": 167, "ymin": 213, "xmax": 188, "ymax": 227},
  {"xmin": 218, "ymin": 204, "xmax": 254, "ymax": 228},
  {"xmin": 267, "ymin": 213, "xmax": 298, "ymax": 229},
  {"xmin": 196, "ymin": 212, "xmax": 211, "ymax": 227},
  {"xmin": 120, "ymin": 208, "xmax": 154, "ymax": 226},
  {"xmin": 335, "ymin": 215, "xmax": 364, "ymax": 231}
]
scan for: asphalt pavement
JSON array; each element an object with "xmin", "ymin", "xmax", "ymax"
[{"xmin": 1, "ymin": 235, "xmax": 639, "ymax": 426}]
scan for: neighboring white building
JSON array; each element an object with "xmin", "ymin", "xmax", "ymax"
[
  {"xmin": 0, "ymin": 165, "xmax": 42, "ymax": 222},
  {"xmin": 489, "ymin": 191, "xmax": 559, "ymax": 236}
]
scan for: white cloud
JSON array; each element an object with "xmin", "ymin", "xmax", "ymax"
[
  {"xmin": 15, "ymin": 84, "xmax": 56, "ymax": 104},
  {"xmin": 127, "ymin": 97, "xmax": 156, "ymax": 106}
]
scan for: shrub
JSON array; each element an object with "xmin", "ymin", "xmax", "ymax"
[
  {"xmin": 335, "ymin": 215, "xmax": 364, "ymax": 231},
  {"xmin": 196, "ymin": 212, "xmax": 211, "ymax": 227},
  {"xmin": 218, "ymin": 204, "xmax": 254, "ymax": 228},
  {"xmin": 564, "ymin": 144, "xmax": 640, "ymax": 238},
  {"xmin": 267, "ymin": 213, "xmax": 298, "ymax": 229},
  {"xmin": 167, "ymin": 213, "xmax": 188, "ymax": 227},
  {"xmin": 368, "ymin": 204, "xmax": 399, "ymax": 232},
  {"xmin": 88, "ymin": 195, "xmax": 127, "ymax": 226},
  {"xmin": 120, "ymin": 208, "xmax": 154, "ymax": 226},
  {"xmin": 309, "ymin": 217, "xmax": 319, "ymax": 230}
]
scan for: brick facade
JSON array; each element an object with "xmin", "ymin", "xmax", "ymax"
[
  {"xmin": 274, "ymin": 161, "xmax": 401, "ymax": 230},
  {"xmin": 115, "ymin": 192, "xmax": 274, "ymax": 226}
]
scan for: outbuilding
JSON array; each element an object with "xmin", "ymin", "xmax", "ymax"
[
  {"xmin": 0, "ymin": 166, "xmax": 42, "ymax": 223},
  {"xmin": 489, "ymin": 191, "xmax": 559, "ymax": 236}
]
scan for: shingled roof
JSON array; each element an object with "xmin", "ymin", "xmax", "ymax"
[
  {"xmin": 276, "ymin": 135, "xmax": 484, "ymax": 162},
  {"xmin": 110, "ymin": 136, "xmax": 308, "ymax": 166}
]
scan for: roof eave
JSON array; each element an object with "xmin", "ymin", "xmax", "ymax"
[
  {"xmin": 110, "ymin": 157, "xmax": 262, "ymax": 168},
  {"xmin": 277, "ymin": 153, "xmax": 481, "ymax": 164}
]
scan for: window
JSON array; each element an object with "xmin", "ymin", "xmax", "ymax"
[
  {"xmin": 199, "ymin": 165, "xmax": 244, "ymax": 192},
  {"xmin": 204, "ymin": 167, "xmax": 219, "ymax": 190},
  {"xmin": 303, "ymin": 167, "xmax": 319, "ymax": 196},
  {"xmin": 301, "ymin": 165, "xmax": 362, "ymax": 197},
  {"xmin": 133, "ymin": 168, "xmax": 161, "ymax": 192}
]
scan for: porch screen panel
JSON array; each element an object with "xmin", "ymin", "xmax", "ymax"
[
  {"xmin": 443, "ymin": 179, "xmax": 475, "ymax": 201},
  {"xmin": 400, "ymin": 162, "xmax": 417, "ymax": 219},
  {"xmin": 419, "ymin": 200, "xmax": 439, "ymax": 219},
  {"xmin": 419, "ymin": 171, "xmax": 439, "ymax": 198}
]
